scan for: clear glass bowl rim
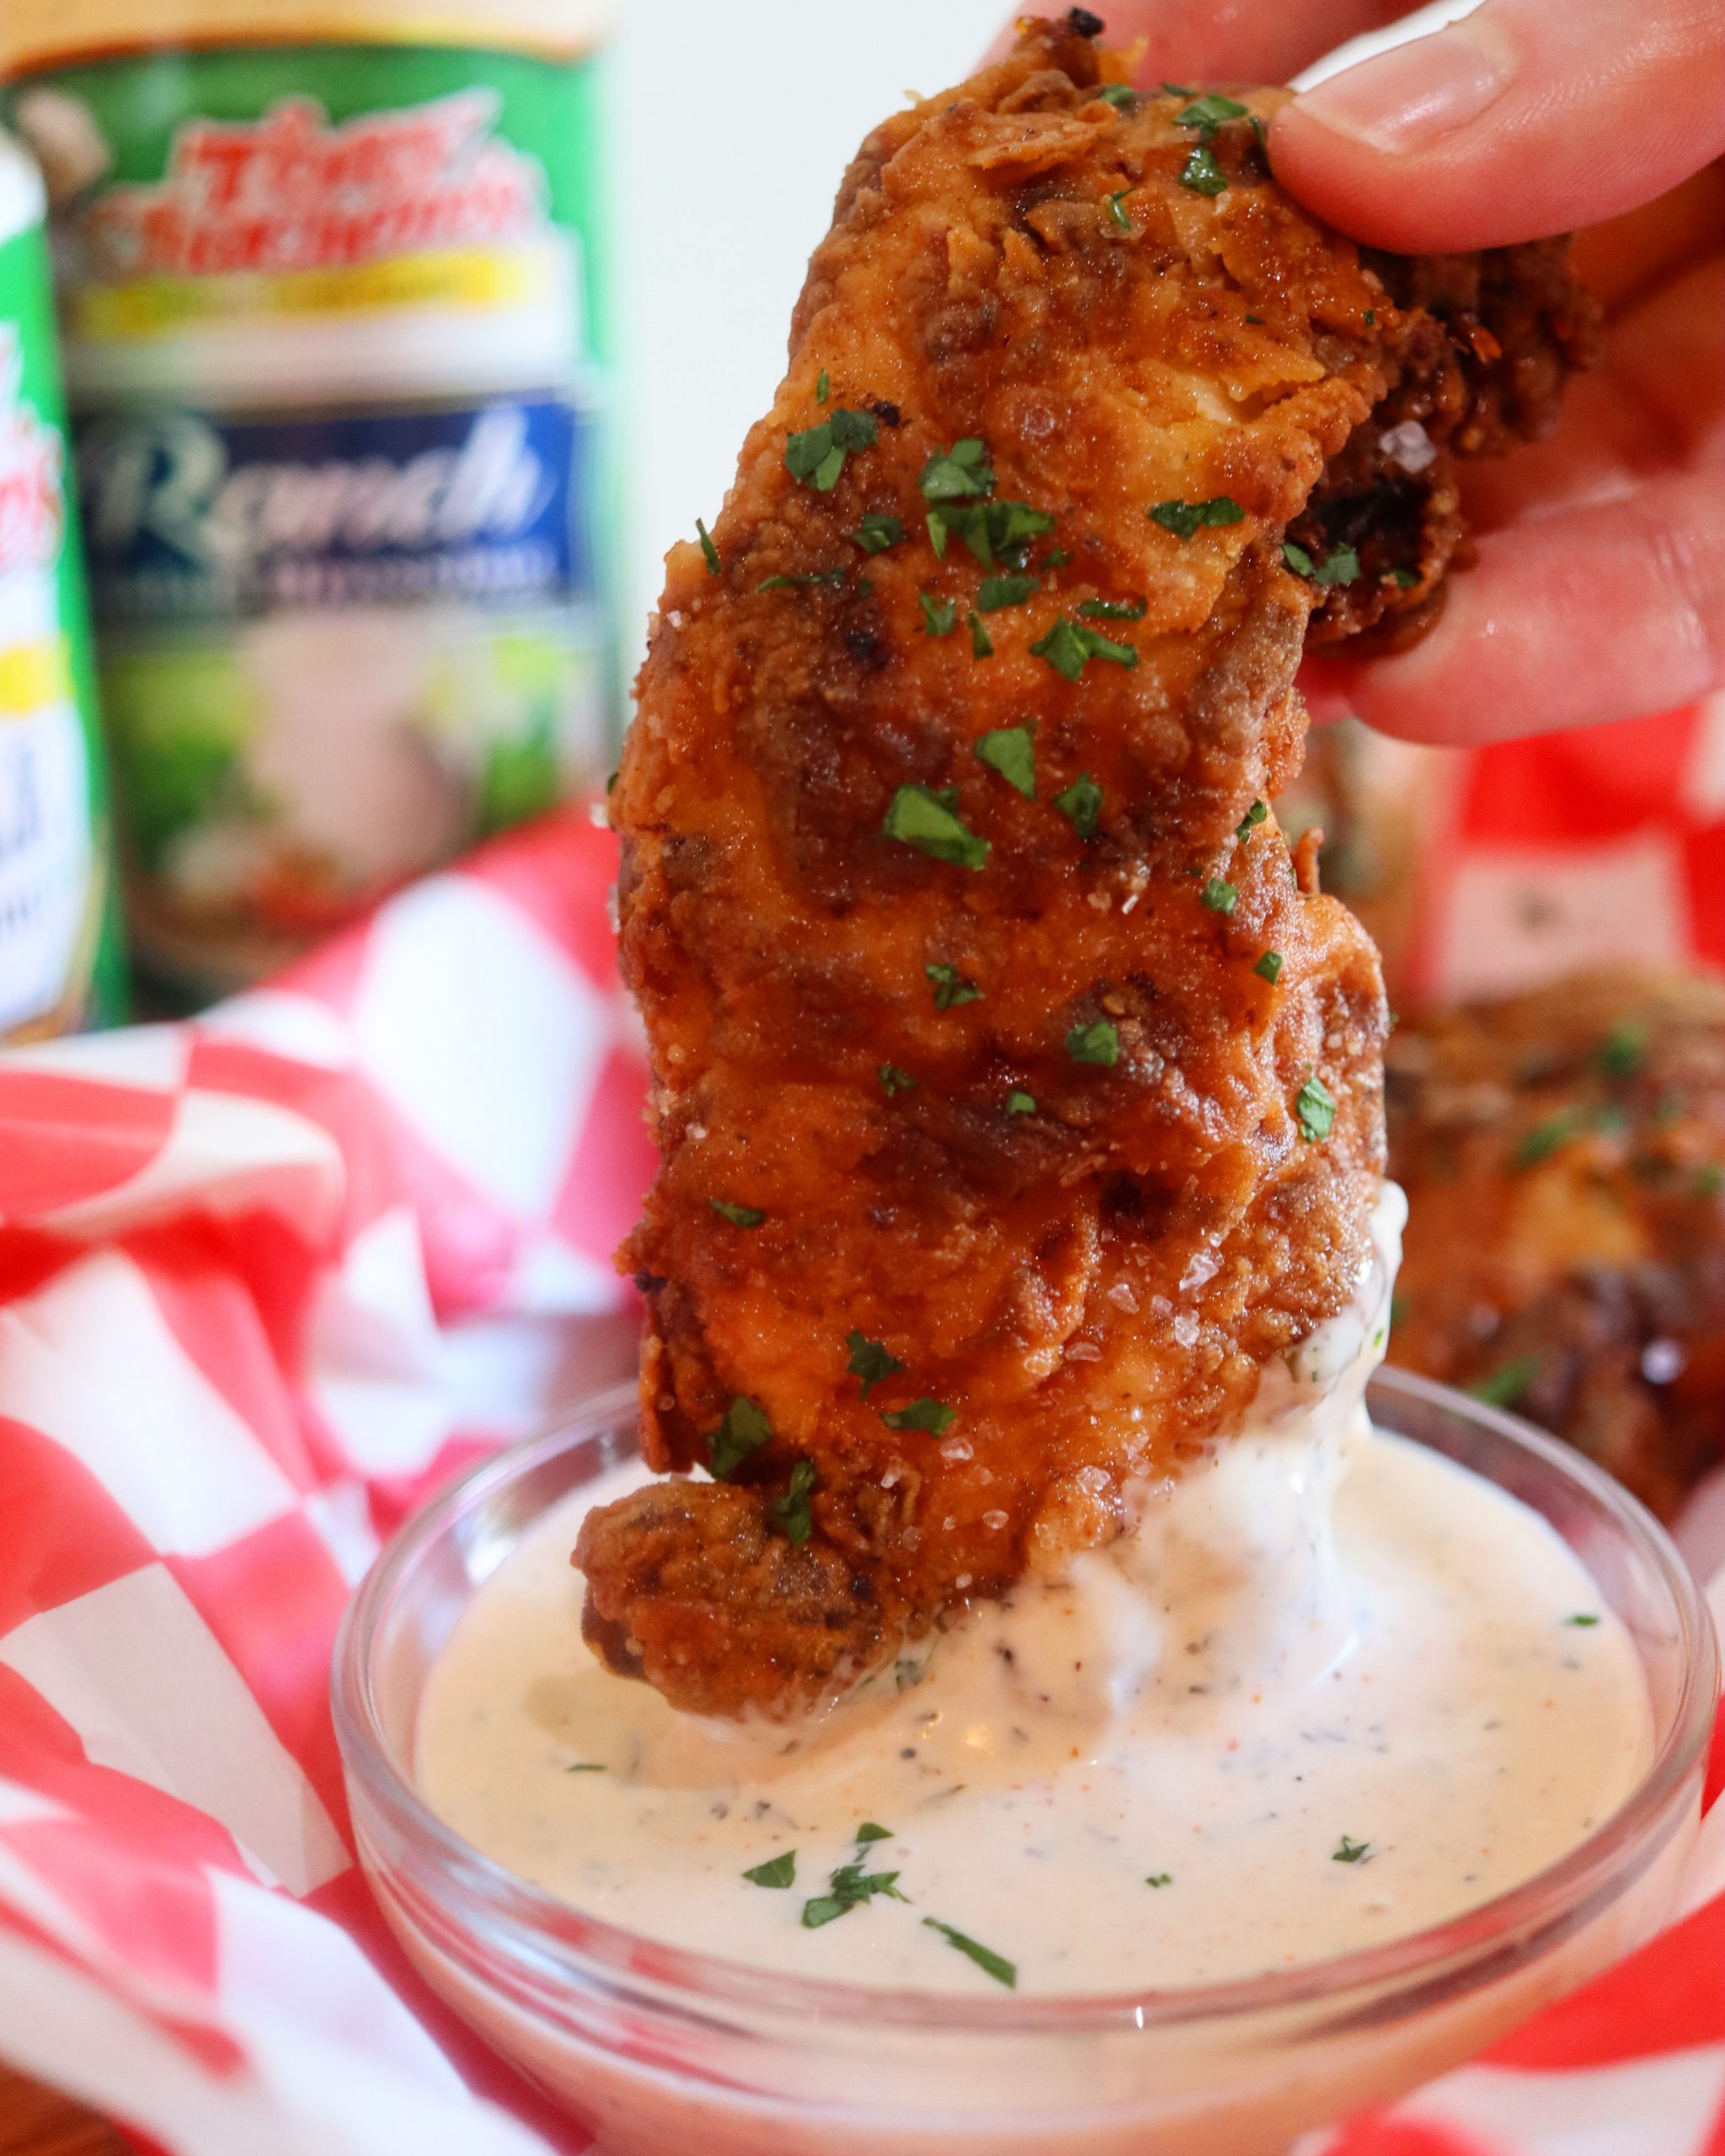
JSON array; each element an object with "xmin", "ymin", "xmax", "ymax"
[{"xmin": 332, "ymin": 1364, "xmax": 1718, "ymax": 2037}]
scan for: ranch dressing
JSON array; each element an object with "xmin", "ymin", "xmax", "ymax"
[{"xmin": 418, "ymin": 1190, "xmax": 1652, "ymax": 1995}]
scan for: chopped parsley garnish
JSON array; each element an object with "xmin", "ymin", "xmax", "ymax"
[
  {"xmin": 566, "ymin": 1762, "xmax": 606, "ymax": 1773},
  {"xmin": 1096, "ymin": 83, "xmax": 1136, "ymax": 109},
  {"xmin": 1595, "ymin": 1022, "xmax": 1647, "ymax": 1081},
  {"xmin": 1078, "ymin": 594, "xmax": 1147, "ymax": 621},
  {"xmin": 1201, "ymin": 878, "xmax": 1238, "ymax": 915},
  {"xmin": 1066, "ymin": 1019, "xmax": 1120, "ymax": 1068},
  {"xmin": 1295, "ymin": 1073, "xmax": 1338, "ymax": 1143},
  {"xmin": 757, "ymin": 568, "xmax": 846, "ymax": 592},
  {"xmin": 831, "ymin": 1864, "xmax": 905, "ymax": 1900},
  {"xmin": 920, "ymin": 437, "xmax": 994, "ymax": 502},
  {"xmin": 1044, "ymin": 547, "xmax": 1071, "ymax": 567},
  {"xmin": 696, "ymin": 518, "xmax": 721, "ymax": 575},
  {"xmin": 771, "ymin": 1458, "xmax": 818, "ymax": 1544},
  {"xmin": 1237, "ymin": 798, "xmax": 1268, "ymax": 836},
  {"xmin": 1145, "ymin": 1872, "xmax": 1172, "ymax": 1887},
  {"xmin": 922, "ymin": 1918, "xmax": 1017, "ymax": 1988},
  {"xmin": 709, "ymin": 1396, "xmax": 772, "ymax": 1481},
  {"xmin": 856, "ymin": 1822, "xmax": 894, "ymax": 1844},
  {"xmin": 1391, "ymin": 567, "xmax": 1420, "ymax": 588},
  {"xmin": 1161, "ymin": 79, "xmax": 1194, "ymax": 95},
  {"xmin": 784, "ymin": 408, "xmax": 879, "ymax": 491},
  {"xmin": 934, "ymin": 497, "xmax": 1058, "ymax": 570},
  {"xmin": 1031, "ymin": 617, "xmax": 1089, "ymax": 680},
  {"xmin": 1332, "ymin": 1835, "xmax": 1372, "ymax": 1865},
  {"xmin": 1007, "ymin": 1090, "xmax": 1037, "ymax": 1116},
  {"xmin": 1031, "ymin": 616, "xmax": 1139, "ymax": 680},
  {"xmin": 1363, "ymin": 310, "xmax": 1376, "ymax": 327},
  {"xmin": 709, "ymin": 1198, "xmax": 765, "ymax": 1228},
  {"xmin": 1283, "ymin": 540, "xmax": 1361, "ymax": 586},
  {"xmin": 975, "ymin": 725, "xmax": 1037, "ymax": 798},
  {"xmin": 1254, "ymin": 950, "xmax": 1284, "ymax": 984},
  {"xmin": 1107, "ymin": 186, "xmax": 1135, "ymax": 232},
  {"xmin": 1176, "ymin": 92, "xmax": 1250, "ymax": 134},
  {"xmin": 743, "ymin": 1851, "xmax": 797, "ymax": 1889},
  {"xmin": 916, "ymin": 439, "xmax": 1053, "ymax": 570},
  {"xmin": 880, "ymin": 1399, "xmax": 956, "ymax": 1434},
  {"xmin": 977, "ymin": 573, "xmax": 1039, "ymax": 611},
  {"xmin": 803, "ymin": 1864, "xmax": 908, "ymax": 1929},
  {"xmin": 968, "ymin": 610, "xmax": 994, "ymax": 658},
  {"xmin": 1071, "ymin": 622, "xmax": 1137, "ymax": 668},
  {"xmin": 883, "ymin": 785, "xmax": 989, "ymax": 869},
  {"xmin": 920, "ymin": 590, "xmax": 958, "ymax": 637},
  {"xmin": 846, "ymin": 1331, "xmax": 905, "ymax": 1400},
  {"xmin": 814, "ymin": 368, "xmax": 830, "ymax": 404},
  {"xmin": 1469, "ymin": 1356, "xmax": 1540, "ymax": 1410},
  {"xmin": 1178, "ymin": 142, "xmax": 1229, "ymax": 195},
  {"xmin": 1054, "ymin": 772, "xmax": 1103, "ymax": 838},
  {"xmin": 926, "ymin": 961, "xmax": 982, "ymax": 1009},
  {"xmin": 879, "ymin": 1063, "xmax": 917, "ymax": 1097},
  {"xmin": 1514, "ymin": 1113, "xmax": 1578, "ymax": 1169},
  {"xmin": 1695, "ymin": 1163, "xmax": 1725, "ymax": 1198},
  {"xmin": 1564, "ymin": 1613, "xmax": 1601, "ymax": 1628},
  {"xmin": 1151, "ymin": 495, "xmax": 1244, "ymax": 540},
  {"xmin": 852, "ymin": 511, "xmax": 905, "ymax": 554}
]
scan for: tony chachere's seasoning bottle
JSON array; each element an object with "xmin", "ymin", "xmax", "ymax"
[
  {"xmin": 0, "ymin": 124, "xmax": 125, "ymax": 1040},
  {"xmin": 2, "ymin": 0, "xmax": 616, "ymax": 996}
]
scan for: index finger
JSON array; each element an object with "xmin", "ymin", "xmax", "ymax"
[{"xmin": 988, "ymin": 3, "xmax": 1418, "ymax": 88}]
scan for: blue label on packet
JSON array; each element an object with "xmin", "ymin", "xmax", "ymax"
[{"xmin": 74, "ymin": 394, "xmax": 594, "ymax": 625}]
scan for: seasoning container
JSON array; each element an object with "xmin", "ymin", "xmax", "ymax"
[
  {"xmin": 0, "ymin": 125, "xmax": 125, "ymax": 1041},
  {"xmin": 1, "ymin": 0, "xmax": 616, "ymax": 996}
]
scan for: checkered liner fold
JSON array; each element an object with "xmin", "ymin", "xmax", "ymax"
[{"xmin": 0, "ymin": 724, "xmax": 1722, "ymax": 2155}]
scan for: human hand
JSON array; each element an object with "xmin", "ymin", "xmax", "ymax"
[{"xmin": 1002, "ymin": 2, "xmax": 1725, "ymax": 744}]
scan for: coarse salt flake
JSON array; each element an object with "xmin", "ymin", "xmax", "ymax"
[{"xmin": 1380, "ymin": 419, "xmax": 1436, "ymax": 474}]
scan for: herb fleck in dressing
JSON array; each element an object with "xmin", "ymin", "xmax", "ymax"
[{"xmin": 417, "ymin": 1191, "xmax": 1650, "ymax": 1995}]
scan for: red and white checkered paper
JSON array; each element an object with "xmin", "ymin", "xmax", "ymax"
[{"xmin": 0, "ymin": 707, "xmax": 1722, "ymax": 2156}]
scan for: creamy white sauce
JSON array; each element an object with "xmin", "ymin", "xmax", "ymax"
[{"xmin": 417, "ymin": 1191, "xmax": 1651, "ymax": 1996}]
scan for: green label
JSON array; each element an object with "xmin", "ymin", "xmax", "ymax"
[
  {"xmin": 7, "ymin": 45, "xmax": 611, "ymax": 365},
  {"xmin": 4, "ymin": 46, "xmax": 616, "ymax": 995},
  {"xmin": 0, "ymin": 193, "xmax": 125, "ymax": 1037}
]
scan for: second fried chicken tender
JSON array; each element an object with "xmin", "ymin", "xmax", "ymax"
[
  {"xmin": 1389, "ymin": 969, "xmax": 1725, "ymax": 1519},
  {"xmin": 579, "ymin": 14, "xmax": 1596, "ymax": 1717}
]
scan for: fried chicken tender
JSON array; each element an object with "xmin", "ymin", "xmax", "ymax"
[
  {"xmin": 579, "ymin": 13, "xmax": 1597, "ymax": 1718},
  {"xmin": 1388, "ymin": 969, "xmax": 1725, "ymax": 1519}
]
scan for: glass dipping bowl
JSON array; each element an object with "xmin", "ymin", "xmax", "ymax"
[{"xmin": 332, "ymin": 1369, "xmax": 1717, "ymax": 2156}]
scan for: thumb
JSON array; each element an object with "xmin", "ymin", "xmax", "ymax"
[{"xmin": 1270, "ymin": 0, "xmax": 1725, "ymax": 252}]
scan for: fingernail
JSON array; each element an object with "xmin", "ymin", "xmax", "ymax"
[{"xmin": 1295, "ymin": 23, "xmax": 1514, "ymax": 154}]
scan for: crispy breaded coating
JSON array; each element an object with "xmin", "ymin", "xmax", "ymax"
[
  {"xmin": 1388, "ymin": 968, "xmax": 1725, "ymax": 1518},
  {"xmin": 579, "ymin": 14, "xmax": 1596, "ymax": 1717}
]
